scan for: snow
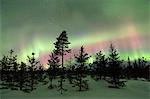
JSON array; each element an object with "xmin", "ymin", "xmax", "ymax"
[{"xmin": 0, "ymin": 79, "xmax": 149, "ymax": 99}]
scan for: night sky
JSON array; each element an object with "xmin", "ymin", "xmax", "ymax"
[{"xmin": 1, "ymin": 0, "xmax": 149, "ymax": 66}]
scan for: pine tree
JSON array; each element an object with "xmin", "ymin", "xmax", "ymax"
[
  {"xmin": 47, "ymin": 52, "xmax": 60, "ymax": 89},
  {"xmin": 66, "ymin": 58, "xmax": 75, "ymax": 84},
  {"xmin": 133, "ymin": 60, "xmax": 138, "ymax": 79},
  {"xmin": 93, "ymin": 51, "xmax": 107, "ymax": 80},
  {"xmin": 7, "ymin": 50, "xmax": 18, "ymax": 90},
  {"xmin": 36, "ymin": 64, "xmax": 46, "ymax": 83},
  {"xmin": 27, "ymin": 52, "xmax": 39, "ymax": 91},
  {"xmin": 107, "ymin": 44, "xmax": 125, "ymax": 88},
  {"xmin": 19, "ymin": 62, "xmax": 27, "ymax": 90},
  {"xmin": 146, "ymin": 64, "xmax": 150, "ymax": 81},
  {"xmin": 0, "ymin": 55, "xmax": 10, "ymax": 90},
  {"xmin": 139, "ymin": 57, "xmax": 149, "ymax": 80},
  {"xmin": 126, "ymin": 57, "xmax": 132, "ymax": 79},
  {"xmin": 73, "ymin": 46, "xmax": 90, "ymax": 91},
  {"xmin": 0, "ymin": 50, "xmax": 18, "ymax": 90},
  {"xmin": 54, "ymin": 31, "xmax": 71, "ymax": 94},
  {"xmin": 137, "ymin": 57, "xmax": 147, "ymax": 79},
  {"xmin": 0, "ymin": 55, "xmax": 8, "ymax": 82}
]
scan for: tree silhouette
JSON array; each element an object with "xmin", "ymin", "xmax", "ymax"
[
  {"xmin": 1, "ymin": 42, "xmax": 150, "ymax": 93},
  {"xmin": 54, "ymin": 31, "xmax": 71, "ymax": 94},
  {"xmin": 138, "ymin": 57, "xmax": 150, "ymax": 81},
  {"xmin": 36, "ymin": 64, "xmax": 46, "ymax": 83},
  {"xmin": 19, "ymin": 62, "xmax": 27, "ymax": 90},
  {"xmin": 66, "ymin": 58, "xmax": 75, "ymax": 84},
  {"xmin": 73, "ymin": 46, "xmax": 90, "ymax": 91},
  {"xmin": 0, "ymin": 50, "xmax": 19, "ymax": 90},
  {"xmin": 27, "ymin": 52, "xmax": 39, "ymax": 91},
  {"xmin": 144, "ymin": 62, "xmax": 150, "ymax": 81},
  {"xmin": 107, "ymin": 44, "xmax": 125, "ymax": 88},
  {"xmin": 132, "ymin": 60, "xmax": 138, "ymax": 79},
  {"xmin": 138, "ymin": 57, "xmax": 147, "ymax": 79},
  {"xmin": 93, "ymin": 51, "xmax": 107, "ymax": 80},
  {"xmin": 124, "ymin": 57, "xmax": 133, "ymax": 79},
  {"xmin": 0, "ymin": 55, "xmax": 10, "ymax": 90},
  {"xmin": 8, "ymin": 50, "xmax": 19, "ymax": 90},
  {"xmin": 0, "ymin": 55, "xmax": 8, "ymax": 82},
  {"xmin": 47, "ymin": 52, "xmax": 60, "ymax": 89}
]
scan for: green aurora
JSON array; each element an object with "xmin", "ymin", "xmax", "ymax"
[{"xmin": 0, "ymin": 0, "xmax": 150, "ymax": 65}]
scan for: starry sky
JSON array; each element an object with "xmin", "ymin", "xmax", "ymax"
[{"xmin": 1, "ymin": 0, "xmax": 150, "ymax": 66}]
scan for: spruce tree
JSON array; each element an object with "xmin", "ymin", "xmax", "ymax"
[
  {"xmin": 107, "ymin": 44, "xmax": 124, "ymax": 88},
  {"xmin": 126, "ymin": 57, "xmax": 132, "ymax": 79},
  {"xmin": 139, "ymin": 57, "xmax": 149, "ymax": 80},
  {"xmin": 0, "ymin": 55, "xmax": 10, "ymax": 90},
  {"xmin": 93, "ymin": 51, "xmax": 107, "ymax": 80},
  {"xmin": 137, "ymin": 57, "xmax": 147, "ymax": 79},
  {"xmin": 36, "ymin": 64, "xmax": 45, "ymax": 83},
  {"xmin": 19, "ymin": 62, "xmax": 27, "ymax": 90},
  {"xmin": 7, "ymin": 49, "xmax": 18, "ymax": 90},
  {"xmin": 133, "ymin": 60, "xmax": 138, "ymax": 79},
  {"xmin": 66, "ymin": 58, "xmax": 75, "ymax": 84},
  {"xmin": 0, "ymin": 55, "xmax": 8, "ymax": 82},
  {"xmin": 27, "ymin": 52, "xmax": 39, "ymax": 91},
  {"xmin": 0, "ymin": 50, "xmax": 18, "ymax": 90},
  {"xmin": 47, "ymin": 52, "xmax": 60, "ymax": 89},
  {"xmin": 54, "ymin": 31, "xmax": 71, "ymax": 94},
  {"xmin": 73, "ymin": 46, "xmax": 90, "ymax": 91}
]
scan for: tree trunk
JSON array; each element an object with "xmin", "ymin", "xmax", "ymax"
[
  {"xmin": 79, "ymin": 75, "xmax": 82, "ymax": 91},
  {"xmin": 20, "ymin": 72, "xmax": 23, "ymax": 90},
  {"xmin": 49, "ymin": 77, "xmax": 53, "ymax": 89}
]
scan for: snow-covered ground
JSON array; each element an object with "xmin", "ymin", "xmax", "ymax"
[{"xmin": 0, "ymin": 79, "xmax": 149, "ymax": 99}]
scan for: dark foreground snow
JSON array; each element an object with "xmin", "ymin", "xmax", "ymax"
[{"xmin": 0, "ymin": 79, "xmax": 149, "ymax": 99}]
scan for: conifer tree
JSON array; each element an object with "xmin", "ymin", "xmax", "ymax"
[
  {"xmin": 0, "ymin": 55, "xmax": 8, "ymax": 82},
  {"xmin": 7, "ymin": 50, "xmax": 18, "ymax": 90},
  {"xmin": 36, "ymin": 64, "xmax": 46, "ymax": 83},
  {"xmin": 47, "ymin": 52, "xmax": 60, "ymax": 89},
  {"xmin": 133, "ymin": 60, "xmax": 138, "ymax": 79},
  {"xmin": 66, "ymin": 58, "xmax": 75, "ymax": 84},
  {"xmin": 54, "ymin": 31, "xmax": 71, "ymax": 94},
  {"xmin": 27, "ymin": 52, "xmax": 39, "ymax": 91},
  {"xmin": 126, "ymin": 57, "xmax": 132, "ymax": 79},
  {"xmin": 19, "ymin": 62, "xmax": 27, "ymax": 90},
  {"xmin": 0, "ymin": 50, "xmax": 19, "ymax": 90},
  {"xmin": 107, "ymin": 44, "xmax": 124, "ymax": 88},
  {"xmin": 73, "ymin": 46, "xmax": 90, "ymax": 91},
  {"xmin": 137, "ymin": 57, "xmax": 147, "ymax": 79},
  {"xmin": 139, "ymin": 57, "xmax": 149, "ymax": 80},
  {"xmin": 93, "ymin": 51, "xmax": 107, "ymax": 80}
]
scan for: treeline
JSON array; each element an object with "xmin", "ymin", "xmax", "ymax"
[{"xmin": 0, "ymin": 31, "xmax": 149, "ymax": 94}]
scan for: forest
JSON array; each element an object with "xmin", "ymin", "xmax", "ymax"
[{"xmin": 0, "ymin": 31, "xmax": 149, "ymax": 94}]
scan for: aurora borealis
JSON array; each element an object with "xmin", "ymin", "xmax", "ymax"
[{"xmin": 0, "ymin": 0, "xmax": 150, "ymax": 67}]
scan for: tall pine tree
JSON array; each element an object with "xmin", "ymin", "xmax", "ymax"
[{"xmin": 54, "ymin": 30, "xmax": 71, "ymax": 94}]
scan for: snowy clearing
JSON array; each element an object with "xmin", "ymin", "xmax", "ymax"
[{"xmin": 0, "ymin": 79, "xmax": 149, "ymax": 99}]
